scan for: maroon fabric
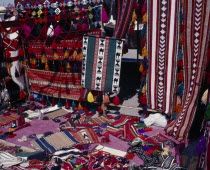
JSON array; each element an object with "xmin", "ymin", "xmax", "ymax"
[
  {"xmin": 166, "ymin": 0, "xmax": 210, "ymax": 141},
  {"xmin": 114, "ymin": 0, "xmax": 136, "ymax": 38}
]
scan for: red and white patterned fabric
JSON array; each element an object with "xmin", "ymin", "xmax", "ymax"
[
  {"xmin": 166, "ymin": 0, "xmax": 210, "ymax": 141},
  {"xmin": 26, "ymin": 68, "xmax": 82, "ymax": 100},
  {"xmin": 147, "ymin": 0, "xmax": 179, "ymax": 114}
]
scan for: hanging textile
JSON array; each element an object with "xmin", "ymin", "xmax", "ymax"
[
  {"xmin": 147, "ymin": 0, "xmax": 179, "ymax": 114},
  {"xmin": 166, "ymin": 0, "xmax": 210, "ymax": 141},
  {"xmin": 81, "ymin": 35, "xmax": 123, "ymax": 92},
  {"xmin": 15, "ymin": 0, "xmax": 103, "ymax": 7},
  {"xmin": 114, "ymin": 0, "xmax": 136, "ymax": 38},
  {"xmin": 26, "ymin": 68, "xmax": 82, "ymax": 100}
]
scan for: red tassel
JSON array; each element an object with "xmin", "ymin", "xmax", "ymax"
[
  {"xmin": 64, "ymin": 101, "xmax": 70, "ymax": 110},
  {"xmin": 177, "ymin": 60, "xmax": 183, "ymax": 67},
  {"xmin": 141, "ymin": 2, "xmax": 147, "ymax": 15},
  {"xmin": 134, "ymin": 2, "xmax": 140, "ymax": 12},
  {"xmin": 83, "ymin": 106, "xmax": 89, "ymax": 113},
  {"xmin": 59, "ymin": 64, "xmax": 65, "ymax": 72},
  {"xmin": 142, "ymin": 70, "xmax": 147, "ymax": 76},
  {"xmin": 97, "ymin": 106, "xmax": 103, "ymax": 114},
  {"xmin": 28, "ymin": 47, "xmax": 33, "ymax": 54},
  {"xmin": 51, "ymin": 40, "xmax": 57, "ymax": 50},
  {"xmin": 139, "ymin": 94, "xmax": 147, "ymax": 105},
  {"xmin": 30, "ymin": 64, "xmax": 37, "ymax": 69},
  {"xmin": 141, "ymin": 37, "xmax": 146, "ymax": 47},
  {"xmin": 29, "ymin": 95, "xmax": 34, "ymax": 101},
  {"xmin": 63, "ymin": 40, "xmax": 67, "ymax": 49},
  {"xmin": 113, "ymin": 95, "xmax": 120, "ymax": 105},
  {"xmin": 177, "ymin": 70, "xmax": 183, "ymax": 82},
  {"xmin": 129, "ymin": 24, "xmax": 135, "ymax": 34},
  {"xmin": 125, "ymin": 153, "xmax": 135, "ymax": 159},
  {"xmin": 180, "ymin": 23, "xmax": 184, "ymax": 32},
  {"xmin": 51, "ymin": 98, "xmax": 57, "ymax": 106},
  {"xmin": 19, "ymin": 90, "xmax": 26, "ymax": 100},
  {"xmin": 40, "ymin": 97, "xmax": 46, "ymax": 105}
]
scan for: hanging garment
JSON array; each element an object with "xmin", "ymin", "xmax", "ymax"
[
  {"xmin": 147, "ymin": 0, "xmax": 179, "ymax": 114},
  {"xmin": 114, "ymin": 0, "xmax": 136, "ymax": 38},
  {"xmin": 166, "ymin": 0, "xmax": 210, "ymax": 141},
  {"xmin": 81, "ymin": 35, "xmax": 123, "ymax": 92}
]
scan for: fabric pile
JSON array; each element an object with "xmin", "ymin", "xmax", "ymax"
[{"xmin": 0, "ymin": 101, "xmax": 183, "ymax": 169}]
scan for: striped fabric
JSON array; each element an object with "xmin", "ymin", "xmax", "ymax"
[
  {"xmin": 111, "ymin": 115, "xmax": 131, "ymax": 127},
  {"xmin": 31, "ymin": 131, "xmax": 79, "ymax": 153},
  {"xmin": 147, "ymin": 0, "xmax": 179, "ymax": 114},
  {"xmin": 145, "ymin": 133, "xmax": 171, "ymax": 145},
  {"xmin": 45, "ymin": 109, "xmax": 69, "ymax": 119},
  {"xmin": 81, "ymin": 35, "xmax": 123, "ymax": 92},
  {"xmin": 53, "ymin": 148, "xmax": 85, "ymax": 160},
  {"xmin": 0, "ymin": 113, "xmax": 20, "ymax": 127},
  {"xmin": 72, "ymin": 128, "xmax": 100, "ymax": 144},
  {"xmin": 106, "ymin": 125, "xmax": 123, "ymax": 138},
  {"xmin": 123, "ymin": 121, "xmax": 139, "ymax": 141},
  {"xmin": 166, "ymin": 0, "xmax": 210, "ymax": 141},
  {"xmin": 114, "ymin": 0, "xmax": 136, "ymax": 38},
  {"xmin": 31, "ymin": 128, "xmax": 99, "ymax": 153},
  {"xmin": 89, "ymin": 116, "xmax": 114, "ymax": 125},
  {"xmin": 0, "ymin": 152, "xmax": 23, "ymax": 168},
  {"xmin": 26, "ymin": 68, "xmax": 82, "ymax": 100}
]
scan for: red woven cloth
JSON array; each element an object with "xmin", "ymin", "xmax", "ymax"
[
  {"xmin": 166, "ymin": 0, "xmax": 210, "ymax": 141},
  {"xmin": 0, "ymin": 113, "xmax": 20, "ymax": 127},
  {"xmin": 26, "ymin": 68, "xmax": 82, "ymax": 100}
]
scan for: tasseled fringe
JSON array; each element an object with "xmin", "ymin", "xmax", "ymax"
[{"xmin": 174, "ymin": 104, "xmax": 182, "ymax": 114}]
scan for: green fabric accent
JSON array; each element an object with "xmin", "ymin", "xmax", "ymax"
[
  {"xmin": 152, "ymin": 150, "xmax": 160, "ymax": 156},
  {"xmin": 16, "ymin": 151, "xmax": 42, "ymax": 157},
  {"xmin": 85, "ymin": 36, "xmax": 96, "ymax": 89},
  {"xmin": 137, "ymin": 123, "xmax": 147, "ymax": 128},
  {"xmin": 204, "ymin": 103, "xmax": 210, "ymax": 120},
  {"xmin": 105, "ymin": 38, "xmax": 116, "ymax": 92}
]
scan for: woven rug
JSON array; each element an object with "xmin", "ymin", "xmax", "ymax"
[
  {"xmin": 71, "ymin": 128, "xmax": 99, "ymax": 144},
  {"xmin": 89, "ymin": 115, "xmax": 114, "ymax": 125},
  {"xmin": 0, "ymin": 113, "xmax": 20, "ymax": 127},
  {"xmin": 81, "ymin": 35, "xmax": 123, "ymax": 92},
  {"xmin": 147, "ymin": 0, "xmax": 179, "ymax": 114},
  {"xmin": 45, "ymin": 109, "xmax": 69, "ymax": 119},
  {"xmin": 31, "ymin": 128, "xmax": 99, "ymax": 153},
  {"xmin": 166, "ymin": 0, "xmax": 210, "ymax": 141},
  {"xmin": 26, "ymin": 68, "xmax": 82, "ymax": 100},
  {"xmin": 31, "ymin": 131, "xmax": 79, "ymax": 153}
]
